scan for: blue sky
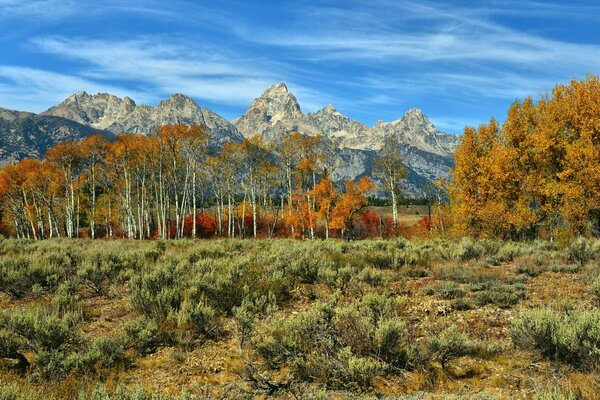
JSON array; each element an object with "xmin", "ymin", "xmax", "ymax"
[{"xmin": 0, "ymin": 0, "xmax": 599, "ymax": 133}]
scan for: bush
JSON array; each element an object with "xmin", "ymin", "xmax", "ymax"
[
  {"xmin": 451, "ymin": 298, "xmax": 472, "ymax": 311},
  {"xmin": 454, "ymin": 238, "xmax": 486, "ymax": 261},
  {"xmin": 510, "ymin": 308, "xmax": 600, "ymax": 370},
  {"xmin": 591, "ymin": 276, "xmax": 600, "ymax": 304},
  {"xmin": 356, "ymin": 267, "xmax": 384, "ymax": 287},
  {"xmin": 564, "ymin": 238, "xmax": 598, "ymax": 264},
  {"xmin": 124, "ymin": 316, "xmax": 161, "ymax": 354},
  {"xmin": 473, "ymin": 285, "xmax": 525, "ymax": 308},
  {"xmin": 0, "ymin": 256, "xmax": 71, "ymax": 298},
  {"xmin": 68, "ymin": 336, "xmax": 127, "ymax": 374},
  {"xmin": 429, "ymin": 282, "xmax": 466, "ymax": 300},
  {"xmin": 77, "ymin": 252, "xmax": 124, "ymax": 295},
  {"xmin": 251, "ymin": 294, "xmax": 418, "ymax": 388},
  {"xmin": 0, "ymin": 297, "xmax": 83, "ymax": 379},
  {"xmin": 427, "ymin": 327, "xmax": 497, "ymax": 370},
  {"xmin": 176, "ymin": 299, "xmax": 219, "ymax": 339},
  {"xmin": 427, "ymin": 327, "xmax": 474, "ymax": 370},
  {"xmin": 130, "ymin": 262, "xmax": 182, "ymax": 320}
]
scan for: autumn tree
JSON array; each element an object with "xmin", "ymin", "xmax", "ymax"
[
  {"xmin": 81, "ymin": 135, "xmax": 108, "ymax": 239},
  {"xmin": 310, "ymin": 175, "xmax": 337, "ymax": 239},
  {"xmin": 449, "ymin": 76, "xmax": 600, "ymax": 238},
  {"xmin": 46, "ymin": 141, "xmax": 82, "ymax": 238},
  {"xmin": 331, "ymin": 176, "xmax": 375, "ymax": 240},
  {"xmin": 239, "ymin": 135, "xmax": 274, "ymax": 238},
  {"xmin": 372, "ymin": 135, "xmax": 407, "ymax": 225}
]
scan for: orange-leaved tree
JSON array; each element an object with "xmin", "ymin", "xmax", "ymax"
[{"xmin": 330, "ymin": 176, "xmax": 375, "ymax": 240}]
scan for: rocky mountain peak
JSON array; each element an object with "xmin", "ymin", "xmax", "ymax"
[
  {"xmin": 265, "ymin": 82, "xmax": 289, "ymax": 94},
  {"xmin": 158, "ymin": 93, "xmax": 200, "ymax": 112},
  {"xmin": 322, "ymin": 104, "xmax": 340, "ymax": 114},
  {"xmin": 401, "ymin": 108, "xmax": 432, "ymax": 128},
  {"xmin": 234, "ymin": 82, "xmax": 307, "ymax": 140}
]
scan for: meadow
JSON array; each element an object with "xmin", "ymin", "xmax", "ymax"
[{"xmin": 0, "ymin": 237, "xmax": 599, "ymax": 399}]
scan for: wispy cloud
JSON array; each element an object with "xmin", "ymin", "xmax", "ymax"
[
  {"xmin": 0, "ymin": 66, "xmax": 141, "ymax": 112},
  {"xmin": 0, "ymin": 0, "xmax": 598, "ymax": 133},
  {"xmin": 0, "ymin": 0, "xmax": 81, "ymax": 20},
  {"xmin": 28, "ymin": 36, "xmax": 332, "ymax": 111}
]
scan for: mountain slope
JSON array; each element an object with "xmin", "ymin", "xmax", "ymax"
[
  {"xmin": 42, "ymin": 92, "xmax": 243, "ymax": 149},
  {"xmin": 234, "ymin": 83, "xmax": 459, "ymax": 194},
  {"xmin": 0, "ymin": 107, "xmax": 112, "ymax": 165}
]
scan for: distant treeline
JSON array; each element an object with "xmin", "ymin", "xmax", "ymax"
[{"xmin": 0, "ymin": 129, "xmax": 428, "ymax": 240}]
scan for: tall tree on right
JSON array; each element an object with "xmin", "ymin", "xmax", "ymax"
[{"xmin": 372, "ymin": 135, "xmax": 407, "ymax": 225}]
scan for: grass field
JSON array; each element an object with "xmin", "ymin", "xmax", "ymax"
[{"xmin": 0, "ymin": 238, "xmax": 599, "ymax": 399}]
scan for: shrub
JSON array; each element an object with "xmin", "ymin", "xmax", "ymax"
[
  {"xmin": 67, "ymin": 336, "xmax": 127, "ymax": 374},
  {"xmin": 451, "ymin": 298, "xmax": 472, "ymax": 311},
  {"xmin": 427, "ymin": 327, "xmax": 497, "ymax": 370},
  {"xmin": 288, "ymin": 253, "xmax": 322, "ymax": 283},
  {"xmin": 514, "ymin": 257, "xmax": 547, "ymax": 277},
  {"xmin": 251, "ymin": 294, "xmax": 418, "ymax": 389},
  {"xmin": 404, "ymin": 267, "xmax": 429, "ymax": 278},
  {"xmin": 130, "ymin": 262, "xmax": 182, "ymax": 320},
  {"xmin": 124, "ymin": 316, "xmax": 161, "ymax": 354},
  {"xmin": 176, "ymin": 299, "xmax": 219, "ymax": 339},
  {"xmin": 591, "ymin": 276, "xmax": 600, "ymax": 304},
  {"xmin": 510, "ymin": 308, "xmax": 600, "ymax": 370},
  {"xmin": 0, "ymin": 256, "xmax": 70, "ymax": 298},
  {"xmin": 473, "ymin": 285, "xmax": 525, "ymax": 308},
  {"xmin": 549, "ymin": 263, "xmax": 580, "ymax": 273},
  {"xmin": 356, "ymin": 267, "xmax": 384, "ymax": 287},
  {"xmin": 0, "ymin": 298, "xmax": 83, "ymax": 379},
  {"xmin": 454, "ymin": 238, "xmax": 486, "ymax": 261},
  {"xmin": 430, "ymin": 282, "xmax": 466, "ymax": 300},
  {"xmin": 564, "ymin": 238, "xmax": 597, "ymax": 264},
  {"xmin": 77, "ymin": 252, "xmax": 123, "ymax": 295},
  {"xmin": 427, "ymin": 327, "xmax": 474, "ymax": 370}
]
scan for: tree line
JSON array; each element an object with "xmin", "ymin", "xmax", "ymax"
[
  {"xmin": 448, "ymin": 76, "xmax": 600, "ymax": 239},
  {"xmin": 0, "ymin": 126, "xmax": 411, "ymax": 240}
]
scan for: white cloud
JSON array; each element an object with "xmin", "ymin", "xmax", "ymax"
[
  {"xmin": 27, "ymin": 36, "xmax": 331, "ymax": 110},
  {"xmin": 0, "ymin": 66, "xmax": 142, "ymax": 112}
]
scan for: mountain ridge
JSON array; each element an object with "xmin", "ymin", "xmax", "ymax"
[{"xmin": 1, "ymin": 83, "xmax": 460, "ymax": 195}]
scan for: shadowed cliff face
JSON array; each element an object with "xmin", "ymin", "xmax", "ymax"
[
  {"xmin": 0, "ymin": 107, "xmax": 112, "ymax": 165},
  {"xmin": 2, "ymin": 83, "xmax": 459, "ymax": 195}
]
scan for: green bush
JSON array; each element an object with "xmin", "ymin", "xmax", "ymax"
[
  {"xmin": 427, "ymin": 327, "xmax": 495, "ymax": 370},
  {"xmin": 77, "ymin": 252, "xmax": 124, "ymax": 295},
  {"xmin": 564, "ymin": 238, "xmax": 598, "ymax": 264},
  {"xmin": 0, "ymin": 256, "xmax": 71, "ymax": 298},
  {"xmin": 124, "ymin": 316, "xmax": 161, "ymax": 354},
  {"xmin": 0, "ymin": 297, "xmax": 83, "ymax": 378},
  {"xmin": 454, "ymin": 238, "xmax": 486, "ymax": 261},
  {"xmin": 428, "ymin": 282, "xmax": 466, "ymax": 299},
  {"xmin": 176, "ymin": 299, "xmax": 219, "ymax": 339},
  {"xmin": 251, "ymin": 294, "xmax": 418, "ymax": 388},
  {"xmin": 130, "ymin": 262, "xmax": 182, "ymax": 320},
  {"xmin": 67, "ymin": 336, "xmax": 127, "ymax": 374},
  {"xmin": 510, "ymin": 308, "xmax": 600, "ymax": 370},
  {"xmin": 451, "ymin": 298, "xmax": 472, "ymax": 311},
  {"xmin": 591, "ymin": 276, "xmax": 600, "ymax": 304},
  {"xmin": 356, "ymin": 267, "xmax": 384, "ymax": 287}
]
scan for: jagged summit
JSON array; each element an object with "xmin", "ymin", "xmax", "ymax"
[
  {"xmin": 42, "ymin": 93, "xmax": 243, "ymax": 148},
  {"xmin": 234, "ymin": 82, "xmax": 307, "ymax": 141},
  {"xmin": 264, "ymin": 82, "xmax": 289, "ymax": 93},
  {"xmin": 317, "ymin": 104, "xmax": 341, "ymax": 115}
]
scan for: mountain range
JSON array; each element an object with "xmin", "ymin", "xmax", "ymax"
[{"xmin": 0, "ymin": 83, "xmax": 460, "ymax": 195}]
